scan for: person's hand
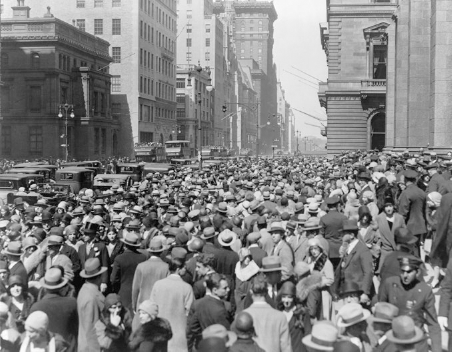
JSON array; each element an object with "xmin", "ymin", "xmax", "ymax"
[
  {"xmin": 360, "ymin": 293, "xmax": 370, "ymax": 305},
  {"xmin": 100, "ymin": 283, "xmax": 107, "ymax": 293},
  {"xmin": 110, "ymin": 309, "xmax": 121, "ymax": 326},
  {"xmin": 438, "ymin": 316, "xmax": 448, "ymax": 331}
]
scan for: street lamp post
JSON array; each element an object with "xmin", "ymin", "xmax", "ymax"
[{"xmin": 58, "ymin": 103, "xmax": 75, "ymax": 162}]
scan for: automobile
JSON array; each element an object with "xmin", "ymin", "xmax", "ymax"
[
  {"xmin": 93, "ymin": 174, "xmax": 134, "ymax": 191},
  {"xmin": 6, "ymin": 167, "xmax": 54, "ymax": 182},
  {"xmin": 143, "ymin": 163, "xmax": 174, "ymax": 175},
  {"xmin": 0, "ymin": 174, "xmax": 45, "ymax": 205},
  {"xmin": 61, "ymin": 160, "xmax": 103, "ymax": 175},
  {"xmin": 116, "ymin": 163, "xmax": 144, "ymax": 182},
  {"xmin": 55, "ymin": 167, "xmax": 95, "ymax": 193},
  {"xmin": 13, "ymin": 163, "xmax": 58, "ymax": 180}
]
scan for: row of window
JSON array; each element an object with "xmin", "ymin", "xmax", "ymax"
[
  {"xmin": 140, "ymin": 21, "xmax": 175, "ymax": 52},
  {"xmin": 1, "ymin": 52, "xmax": 40, "ymax": 69},
  {"xmin": 186, "ymin": 23, "xmax": 210, "ymax": 34},
  {"xmin": 139, "ymin": 49, "xmax": 175, "ymax": 78},
  {"xmin": 1, "ymin": 126, "xmax": 42, "ymax": 156},
  {"xmin": 139, "ymin": 104, "xmax": 175, "ymax": 123},
  {"xmin": 140, "ymin": 76, "xmax": 175, "ymax": 102},
  {"xmin": 76, "ymin": 0, "xmax": 121, "ymax": 8},
  {"xmin": 140, "ymin": 0, "xmax": 176, "ymax": 32},
  {"xmin": 76, "ymin": 18, "xmax": 121, "ymax": 35}
]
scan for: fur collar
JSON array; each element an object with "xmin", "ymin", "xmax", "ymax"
[
  {"xmin": 296, "ymin": 271, "xmax": 323, "ymax": 302},
  {"xmin": 133, "ymin": 318, "xmax": 172, "ymax": 344}
]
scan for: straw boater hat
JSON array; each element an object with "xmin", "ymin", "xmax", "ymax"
[
  {"xmin": 218, "ymin": 229, "xmax": 237, "ymax": 247},
  {"xmin": 80, "ymin": 258, "xmax": 107, "ymax": 279},
  {"xmin": 336, "ymin": 303, "xmax": 371, "ymax": 328},
  {"xmin": 302, "ymin": 321, "xmax": 338, "ymax": 351},
  {"xmin": 268, "ymin": 222, "xmax": 285, "ymax": 233}
]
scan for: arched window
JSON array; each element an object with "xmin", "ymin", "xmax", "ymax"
[{"xmin": 31, "ymin": 52, "xmax": 40, "ymax": 69}]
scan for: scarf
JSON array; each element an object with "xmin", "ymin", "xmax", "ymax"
[
  {"xmin": 235, "ymin": 260, "xmax": 260, "ymax": 282},
  {"xmin": 313, "ymin": 252, "xmax": 327, "ymax": 272}
]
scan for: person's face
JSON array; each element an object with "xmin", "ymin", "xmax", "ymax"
[
  {"xmin": 139, "ymin": 310, "xmax": 153, "ymax": 325},
  {"xmin": 362, "ymin": 196, "xmax": 369, "ymax": 205},
  {"xmin": 107, "ymin": 231, "xmax": 117, "ymax": 243},
  {"xmin": 67, "ymin": 231, "xmax": 77, "ymax": 243},
  {"xmin": 48, "ymin": 244, "xmax": 61, "ymax": 256},
  {"xmin": 42, "ymin": 222, "xmax": 51, "ymax": 230},
  {"xmin": 25, "ymin": 325, "xmax": 44, "ymax": 343},
  {"xmin": 341, "ymin": 292, "xmax": 360, "ymax": 304},
  {"xmin": 281, "ymin": 294, "xmax": 295, "ymax": 310},
  {"xmin": 108, "ymin": 302, "xmax": 122, "ymax": 315},
  {"xmin": 113, "ymin": 221, "xmax": 122, "ymax": 230},
  {"xmin": 309, "ymin": 245, "xmax": 321, "ymax": 258},
  {"xmin": 26, "ymin": 247, "xmax": 36, "ymax": 255},
  {"xmin": 0, "ymin": 209, "xmax": 6, "ymax": 217},
  {"xmin": 384, "ymin": 204, "xmax": 394, "ymax": 216},
  {"xmin": 400, "ymin": 267, "xmax": 417, "ymax": 285},
  {"xmin": 361, "ymin": 215, "xmax": 371, "ymax": 225},
  {"xmin": 83, "ymin": 233, "xmax": 94, "ymax": 243},
  {"xmin": 9, "ymin": 284, "xmax": 22, "ymax": 298},
  {"xmin": 213, "ymin": 279, "xmax": 230, "ymax": 299},
  {"xmin": 196, "ymin": 262, "xmax": 209, "ymax": 277},
  {"xmin": 0, "ymin": 270, "xmax": 8, "ymax": 282},
  {"xmin": 271, "ymin": 232, "xmax": 283, "ymax": 244}
]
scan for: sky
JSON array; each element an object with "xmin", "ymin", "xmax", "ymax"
[{"xmin": 272, "ymin": 0, "xmax": 328, "ymax": 139}]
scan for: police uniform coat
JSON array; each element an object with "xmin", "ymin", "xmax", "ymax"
[{"xmin": 398, "ymin": 184, "xmax": 427, "ymax": 236}]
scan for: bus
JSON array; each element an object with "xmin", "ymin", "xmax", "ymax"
[
  {"xmin": 134, "ymin": 142, "xmax": 165, "ymax": 162},
  {"xmin": 165, "ymin": 140, "xmax": 190, "ymax": 160}
]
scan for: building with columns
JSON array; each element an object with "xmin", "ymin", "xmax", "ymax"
[{"xmin": 0, "ymin": 3, "xmax": 119, "ymax": 160}]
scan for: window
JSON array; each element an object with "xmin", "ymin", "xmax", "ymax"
[
  {"xmin": 205, "ymin": 52, "xmax": 210, "ymax": 61},
  {"xmin": 112, "ymin": 19, "xmax": 121, "ymax": 35},
  {"xmin": 186, "ymin": 52, "xmax": 192, "ymax": 61},
  {"xmin": 151, "ymin": 54, "xmax": 154, "ymax": 69},
  {"xmin": 112, "ymin": 47, "xmax": 121, "ymax": 63},
  {"xmin": 1, "ymin": 126, "xmax": 11, "ymax": 156},
  {"xmin": 111, "ymin": 75, "xmax": 121, "ymax": 92},
  {"xmin": 93, "ymin": 92, "xmax": 99, "ymax": 113},
  {"xmin": 186, "ymin": 38, "xmax": 192, "ymax": 47},
  {"xmin": 112, "ymin": 0, "xmax": 121, "ymax": 6},
  {"xmin": 29, "ymin": 126, "xmax": 43, "ymax": 156},
  {"xmin": 94, "ymin": 0, "xmax": 103, "ymax": 7},
  {"xmin": 373, "ymin": 45, "xmax": 387, "ymax": 79},
  {"xmin": 101, "ymin": 129, "xmax": 106, "ymax": 154},
  {"xmin": 140, "ymin": 21, "xmax": 143, "ymax": 38},
  {"xmin": 206, "ymin": 24, "xmax": 210, "ymax": 33},
  {"xmin": 112, "ymin": 103, "xmax": 121, "ymax": 119},
  {"xmin": 176, "ymin": 78, "xmax": 185, "ymax": 88},
  {"xmin": 151, "ymin": 80, "xmax": 154, "ymax": 95},
  {"xmin": 187, "ymin": 27, "xmax": 192, "ymax": 33},
  {"xmin": 29, "ymin": 86, "xmax": 42, "ymax": 112},
  {"xmin": 205, "ymin": 38, "xmax": 210, "ymax": 47},
  {"xmin": 1, "ymin": 53, "xmax": 8, "ymax": 68},
  {"xmin": 30, "ymin": 53, "xmax": 40, "ymax": 69},
  {"xmin": 100, "ymin": 93, "xmax": 105, "ymax": 113},
  {"xmin": 2, "ymin": 87, "xmax": 10, "ymax": 112},
  {"xmin": 187, "ymin": 10, "xmax": 192, "ymax": 19},
  {"xmin": 76, "ymin": 19, "xmax": 85, "ymax": 31},
  {"xmin": 61, "ymin": 86, "xmax": 68, "ymax": 104},
  {"xmin": 76, "ymin": 0, "xmax": 85, "ymax": 8},
  {"xmin": 140, "ymin": 132, "xmax": 153, "ymax": 143},
  {"xmin": 94, "ymin": 128, "xmax": 100, "ymax": 154},
  {"xmin": 94, "ymin": 19, "xmax": 103, "ymax": 35}
]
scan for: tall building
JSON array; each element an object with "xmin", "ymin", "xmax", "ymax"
[
  {"xmin": 3, "ymin": 0, "xmax": 178, "ymax": 157},
  {"xmin": 214, "ymin": 0, "xmax": 279, "ymax": 155},
  {"xmin": 317, "ymin": 0, "xmax": 397, "ymax": 155},
  {"xmin": 0, "ymin": 3, "xmax": 118, "ymax": 160}
]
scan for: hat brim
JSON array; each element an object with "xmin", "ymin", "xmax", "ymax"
[
  {"xmin": 304, "ymin": 225, "xmax": 322, "ymax": 231},
  {"xmin": 385, "ymin": 326, "xmax": 424, "ymax": 345},
  {"xmin": 200, "ymin": 233, "xmax": 218, "ymax": 240},
  {"xmin": 218, "ymin": 233, "xmax": 237, "ymax": 247},
  {"xmin": 268, "ymin": 227, "xmax": 285, "ymax": 233},
  {"xmin": 39, "ymin": 277, "xmax": 68, "ymax": 290},
  {"xmin": 80, "ymin": 266, "xmax": 108, "ymax": 278},
  {"xmin": 371, "ymin": 316, "xmax": 393, "ymax": 324},
  {"xmin": 259, "ymin": 265, "xmax": 283, "ymax": 272},
  {"xmin": 301, "ymin": 335, "xmax": 334, "ymax": 351},
  {"xmin": 120, "ymin": 239, "xmax": 141, "ymax": 247},
  {"xmin": 148, "ymin": 247, "xmax": 164, "ymax": 253},
  {"xmin": 336, "ymin": 309, "xmax": 371, "ymax": 328},
  {"xmin": 4, "ymin": 250, "xmax": 22, "ymax": 256}
]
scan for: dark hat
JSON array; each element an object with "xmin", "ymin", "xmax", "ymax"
[
  {"xmin": 339, "ymin": 281, "xmax": 363, "ymax": 296},
  {"xmin": 49, "ymin": 227, "xmax": 64, "ymax": 238},
  {"xmin": 279, "ymin": 281, "xmax": 296, "ymax": 296},
  {"xmin": 197, "ymin": 337, "xmax": 228, "ymax": 352},
  {"xmin": 256, "ymin": 216, "xmax": 267, "ymax": 225},
  {"xmin": 397, "ymin": 254, "xmax": 423, "ymax": 270},
  {"xmin": 286, "ymin": 221, "xmax": 297, "ymax": 230},
  {"xmin": 260, "ymin": 256, "xmax": 283, "ymax": 272},
  {"xmin": 342, "ymin": 219, "xmax": 359, "ymax": 232},
  {"xmin": 171, "ymin": 247, "xmax": 187, "ymax": 261},
  {"xmin": 373, "ymin": 302, "xmax": 399, "ymax": 324},
  {"xmin": 83, "ymin": 222, "xmax": 99, "ymax": 235},
  {"xmin": 386, "ymin": 315, "xmax": 424, "ymax": 345},
  {"xmin": 325, "ymin": 195, "xmax": 340, "ymax": 205},
  {"xmin": 404, "ymin": 170, "xmax": 418, "ymax": 179},
  {"xmin": 80, "ymin": 258, "xmax": 108, "ymax": 278},
  {"xmin": 357, "ymin": 171, "xmax": 371, "ymax": 180},
  {"xmin": 332, "ymin": 341, "xmax": 359, "ymax": 352},
  {"xmin": 394, "ymin": 228, "xmax": 417, "ymax": 245},
  {"xmin": 424, "ymin": 163, "xmax": 439, "ymax": 170}
]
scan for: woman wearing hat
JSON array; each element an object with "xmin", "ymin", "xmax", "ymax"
[
  {"xmin": 105, "ymin": 226, "xmax": 125, "ymax": 266},
  {"xmin": 0, "ymin": 206, "xmax": 11, "ymax": 221},
  {"xmin": 128, "ymin": 300, "xmax": 172, "ymax": 352},
  {"xmin": 95, "ymin": 293, "xmax": 133, "ymax": 352},
  {"xmin": 0, "ymin": 275, "xmax": 34, "ymax": 333}
]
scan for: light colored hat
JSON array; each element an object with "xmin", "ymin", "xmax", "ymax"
[
  {"xmin": 25, "ymin": 311, "xmax": 49, "ymax": 333},
  {"xmin": 336, "ymin": 303, "xmax": 371, "ymax": 328},
  {"xmin": 362, "ymin": 190, "xmax": 374, "ymax": 200},
  {"xmin": 138, "ymin": 300, "xmax": 158, "ymax": 317},
  {"xmin": 428, "ymin": 191, "xmax": 442, "ymax": 207},
  {"xmin": 302, "ymin": 321, "xmax": 338, "ymax": 351},
  {"xmin": 308, "ymin": 203, "xmax": 319, "ymax": 213},
  {"xmin": 218, "ymin": 229, "xmax": 237, "ymax": 247},
  {"xmin": 386, "ymin": 315, "xmax": 424, "ymax": 345}
]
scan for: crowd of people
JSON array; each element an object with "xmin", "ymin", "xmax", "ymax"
[{"xmin": 0, "ymin": 150, "xmax": 451, "ymax": 351}]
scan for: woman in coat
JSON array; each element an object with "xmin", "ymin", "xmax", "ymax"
[
  {"xmin": 129, "ymin": 300, "xmax": 172, "ymax": 352},
  {"xmin": 95, "ymin": 293, "xmax": 132, "ymax": 352}
]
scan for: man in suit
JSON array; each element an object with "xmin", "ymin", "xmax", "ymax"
[
  {"xmin": 375, "ymin": 195, "xmax": 406, "ymax": 272},
  {"xmin": 398, "ymin": 170, "xmax": 427, "ymax": 256},
  {"xmin": 110, "ymin": 231, "xmax": 147, "ymax": 312},
  {"xmin": 243, "ymin": 200, "xmax": 261, "ymax": 233},
  {"xmin": 244, "ymin": 274, "xmax": 292, "ymax": 352},
  {"xmin": 426, "ymin": 163, "xmax": 445, "ymax": 193},
  {"xmin": 78, "ymin": 222, "xmax": 109, "ymax": 292},
  {"xmin": 247, "ymin": 232, "xmax": 266, "ymax": 268},
  {"xmin": 30, "ymin": 267, "xmax": 78, "ymax": 352},
  {"xmin": 5, "ymin": 241, "xmax": 28, "ymax": 287},
  {"xmin": 333, "ymin": 219, "xmax": 373, "ymax": 306},
  {"xmin": 439, "ymin": 255, "xmax": 452, "ymax": 351},
  {"xmin": 269, "ymin": 222, "xmax": 294, "ymax": 282},
  {"xmin": 77, "ymin": 258, "xmax": 107, "ymax": 352},
  {"xmin": 319, "ymin": 195, "xmax": 348, "ymax": 268},
  {"xmin": 187, "ymin": 273, "xmax": 232, "ymax": 350}
]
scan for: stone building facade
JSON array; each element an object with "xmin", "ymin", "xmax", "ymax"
[{"xmin": 0, "ymin": 3, "xmax": 119, "ymax": 160}]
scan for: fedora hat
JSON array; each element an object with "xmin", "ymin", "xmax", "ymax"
[
  {"xmin": 148, "ymin": 237, "xmax": 164, "ymax": 253},
  {"xmin": 83, "ymin": 222, "xmax": 99, "ymax": 235},
  {"xmin": 121, "ymin": 231, "xmax": 141, "ymax": 247},
  {"xmin": 342, "ymin": 219, "xmax": 359, "ymax": 232},
  {"xmin": 217, "ymin": 202, "xmax": 228, "ymax": 214},
  {"xmin": 302, "ymin": 321, "xmax": 338, "ymax": 351},
  {"xmin": 201, "ymin": 227, "xmax": 217, "ymax": 240},
  {"xmin": 304, "ymin": 217, "xmax": 322, "ymax": 231},
  {"xmin": 218, "ymin": 229, "xmax": 237, "ymax": 247},
  {"xmin": 202, "ymin": 324, "xmax": 237, "ymax": 347},
  {"xmin": 307, "ymin": 203, "xmax": 320, "ymax": 213},
  {"xmin": 373, "ymin": 302, "xmax": 399, "ymax": 324},
  {"xmin": 80, "ymin": 258, "xmax": 108, "ymax": 279},
  {"xmin": 40, "ymin": 267, "xmax": 68, "ymax": 290},
  {"xmin": 260, "ymin": 256, "xmax": 283, "ymax": 272},
  {"xmin": 386, "ymin": 315, "xmax": 424, "ymax": 345},
  {"xmin": 339, "ymin": 281, "xmax": 363, "ymax": 296},
  {"xmin": 336, "ymin": 303, "xmax": 371, "ymax": 328},
  {"xmin": 4, "ymin": 242, "xmax": 23, "ymax": 257},
  {"xmin": 268, "ymin": 222, "xmax": 285, "ymax": 233},
  {"xmin": 126, "ymin": 219, "xmax": 141, "ymax": 230},
  {"xmin": 47, "ymin": 235, "xmax": 64, "ymax": 246}
]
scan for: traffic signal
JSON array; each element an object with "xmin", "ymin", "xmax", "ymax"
[{"xmin": 222, "ymin": 105, "xmax": 227, "ymax": 113}]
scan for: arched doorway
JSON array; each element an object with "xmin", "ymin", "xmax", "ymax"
[{"xmin": 370, "ymin": 112, "xmax": 386, "ymax": 151}]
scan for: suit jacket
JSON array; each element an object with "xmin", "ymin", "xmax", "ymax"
[
  {"xmin": 60, "ymin": 244, "xmax": 82, "ymax": 275},
  {"xmin": 334, "ymin": 240, "xmax": 373, "ymax": 295},
  {"xmin": 244, "ymin": 213, "xmax": 259, "ymax": 233},
  {"xmin": 248, "ymin": 245, "xmax": 267, "ymax": 268},
  {"xmin": 398, "ymin": 184, "xmax": 427, "ymax": 235},
  {"xmin": 272, "ymin": 240, "xmax": 294, "ymax": 281},
  {"xmin": 9, "ymin": 261, "xmax": 28, "ymax": 288},
  {"xmin": 439, "ymin": 180, "xmax": 452, "ymax": 195},
  {"xmin": 187, "ymin": 295, "xmax": 231, "ymax": 350},
  {"xmin": 287, "ymin": 234, "xmax": 309, "ymax": 264},
  {"xmin": 131, "ymin": 256, "xmax": 169, "ymax": 312},
  {"xmin": 77, "ymin": 282, "xmax": 105, "ymax": 352},
  {"xmin": 427, "ymin": 172, "xmax": 445, "ymax": 193},
  {"xmin": 320, "ymin": 210, "xmax": 348, "ymax": 259},
  {"xmin": 78, "ymin": 241, "xmax": 109, "ymax": 284},
  {"xmin": 258, "ymin": 229, "xmax": 274, "ymax": 255},
  {"xmin": 110, "ymin": 248, "xmax": 147, "ymax": 310},
  {"xmin": 30, "ymin": 293, "xmax": 78, "ymax": 352},
  {"xmin": 244, "ymin": 302, "xmax": 292, "ymax": 352},
  {"xmin": 375, "ymin": 212, "xmax": 406, "ymax": 252}
]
